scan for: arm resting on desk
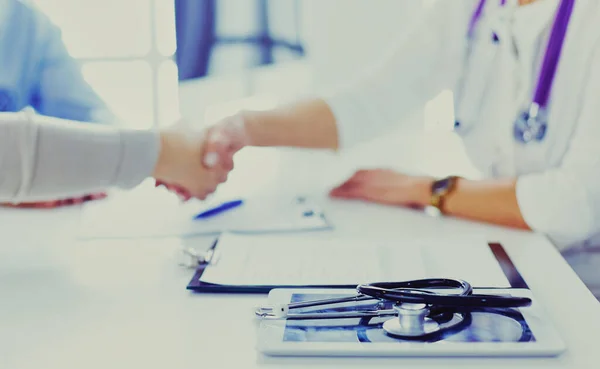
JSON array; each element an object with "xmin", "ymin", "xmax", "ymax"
[
  {"xmin": 329, "ymin": 170, "xmax": 529, "ymax": 230},
  {"xmin": 330, "ymin": 168, "xmax": 600, "ymax": 247},
  {"xmin": 443, "ymin": 174, "xmax": 600, "ymax": 246},
  {"xmin": 443, "ymin": 178, "xmax": 529, "ymax": 230},
  {"xmin": 330, "ymin": 43, "xmax": 600, "ymax": 246}
]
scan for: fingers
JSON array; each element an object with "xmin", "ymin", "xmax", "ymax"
[
  {"xmin": 202, "ymin": 117, "xmax": 247, "ymax": 170},
  {"xmin": 180, "ymin": 192, "xmax": 193, "ymax": 202},
  {"xmin": 329, "ymin": 170, "xmax": 379, "ymax": 200},
  {"xmin": 204, "ymin": 147, "xmax": 234, "ymax": 171},
  {"xmin": 157, "ymin": 180, "xmax": 198, "ymax": 202},
  {"xmin": 195, "ymin": 168, "xmax": 228, "ymax": 200},
  {"xmin": 158, "ymin": 168, "xmax": 228, "ymax": 202},
  {"xmin": 192, "ymin": 148, "xmax": 235, "ymax": 199},
  {"xmin": 329, "ymin": 178, "xmax": 362, "ymax": 199},
  {"xmin": 330, "ymin": 169, "xmax": 411, "ymax": 206},
  {"xmin": 203, "ymin": 130, "xmax": 233, "ymax": 169},
  {"xmin": 219, "ymin": 155, "xmax": 235, "ymax": 172},
  {"xmin": 218, "ymin": 172, "xmax": 229, "ymax": 184},
  {"xmin": 351, "ymin": 169, "xmax": 377, "ymax": 182},
  {"xmin": 330, "ymin": 183, "xmax": 374, "ymax": 203},
  {"xmin": 160, "ymin": 119, "xmax": 239, "ymax": 200},
  {"xmin": 203, "ymin": 128, "xmax": 224, "ymax": 168},
  {"xmin": 166, "ymin": 184, "xmax": 193, "ymax": 202},
  {"xmin": 329, "ymin": 170, "xmax": 372, "ymax": 197},
  {"xmin": 203, "ymin": 150, "xmax": 220, "ymax": 169}
]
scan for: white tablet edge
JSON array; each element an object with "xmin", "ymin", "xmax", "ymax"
[{"xmin": 256, "ymin": 288, "xmax": 566, "ymax": 357}]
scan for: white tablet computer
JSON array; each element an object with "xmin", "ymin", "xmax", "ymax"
[{"xmin": 257, "ymin": 288, "xmax": 566, "ymax": 357}]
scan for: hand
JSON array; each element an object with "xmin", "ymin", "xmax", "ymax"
[
  {"xmin": 1, "ymin": 192, "xmax": 107, "ymax": 209},
  {"xmin": 201, "ymin": 114, "xmax": 251, "ymax": 170},
  {"xmin": 329, "ymin": 169, "xmax": 433, "ymax": 208},
  {"xmin": 154, "ymin": 180, "xmax": 195, "ymax": 202},
  {"xmin": 153, "ymin": 122, "xmax": 230, "ymax": 200}
]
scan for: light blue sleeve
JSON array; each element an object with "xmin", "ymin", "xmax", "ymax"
[{"xmin": 28, "ymin": 6, "xmax": 116, "ymax": 124}]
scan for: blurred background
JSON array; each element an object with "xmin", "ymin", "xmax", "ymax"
[
  {"xmin": 31, "ymin": 0, "xmax": 474, "ymax": 179},
  {"xmin": 30, "ymin": 0, "xmax": 444, "ymax": 128}
]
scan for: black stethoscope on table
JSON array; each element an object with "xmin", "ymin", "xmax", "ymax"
[
  {"xmin": 459, "ymin": 0, "xmax": 575, "ymax": 144},
  {"xmin": 279, "ymin": 308, "xmax": 533, "ymax": 343},
  {"xmin": 256, "ymin": 279, "xmax": 532, "ymax": 340}
]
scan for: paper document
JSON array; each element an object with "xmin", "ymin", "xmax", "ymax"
[
  {"xmin": 199, "ymin": 234, "xmax": 511, "ymax": 288},
  {"xmin": 200, "ymin": 233, "xmax": 427, "ymax": 286},
  {"xmin": 417, "ymin": 237, "xmax": 512, "ymax": 288},
  {"xmin": 78, "ymin": 188, "xmax": 330, "ymax": 239}
]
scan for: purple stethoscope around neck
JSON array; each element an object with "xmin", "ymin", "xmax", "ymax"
[{"xmin": 460, "ymin": 0, "xmax": 575, "ymax": 144}]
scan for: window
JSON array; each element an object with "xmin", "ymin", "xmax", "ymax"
[
  {"xmin": 32, "ymin": 0, "xmax": 179, "ymax": 129},
  {"xmin": 175, "ymin": 0, "xmax": 305, "ymax": 79}
]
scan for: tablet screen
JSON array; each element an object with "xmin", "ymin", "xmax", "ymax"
[{"xmin": 282, "ymin": 293, "xmax": 536, "ymax": 344}]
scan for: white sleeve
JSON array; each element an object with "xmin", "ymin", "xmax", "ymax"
[
  {"xmin": 516, "ymin": 42, "xmax": 600, "ymax": 248},
  {"xmin": 324, "ymin": 3, "xmax": 468, "ymax": 149},
  {"xmin": 0, "ymin": 111, "xmax": 159, "ymax": 202}
]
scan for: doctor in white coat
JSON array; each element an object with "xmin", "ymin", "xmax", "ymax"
[{"xmin": 200, "ymin": 0, "xmax": 600, "ymax": 296}]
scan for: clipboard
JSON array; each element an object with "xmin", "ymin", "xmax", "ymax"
[
  {"xmin": 185, "ymin": 238, "xmax": 357, "ymax": 293},
  {"xmin": 185, "ymin": 236, "xmax": 528, "ymax": 294}
]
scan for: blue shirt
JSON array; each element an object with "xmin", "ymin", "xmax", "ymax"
[{"xmin": 0, "ymin": 0, "xmax": 112, "ymax": 123}]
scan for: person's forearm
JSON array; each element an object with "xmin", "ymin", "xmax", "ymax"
[
  {"xmin": 0, "ymin": 112, "xmax": 158, "ymax": 202},
  {"xmin": 445, "ymin": 178, "xmax": 530, "ymax": 229},
  {"xmin": 416, "ymin": 177, "xmax": 531, "ymax": 230},
  {"xmin": 242, "ymin": 98, "xmax": 339, "ymax": 150}
]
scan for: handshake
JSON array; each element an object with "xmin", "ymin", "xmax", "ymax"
[
  {"xmin": 1, "ymin": 114, "xmax": 251, "ymax": 209},
  {"xmin": 153, "ymin": 114, "xmax": 250, "ymax": 201}
]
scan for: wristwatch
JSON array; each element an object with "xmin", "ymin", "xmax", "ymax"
[{"xmin": 425, "ymin": 176, "xmax": 461, "ymax": 216}]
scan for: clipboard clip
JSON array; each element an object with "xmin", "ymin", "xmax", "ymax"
[
  {"xmin": 296, "ymin": 196, "xmax": 327, "ymax": 221},
  {"xmin": 178, "ymin": 239, "xmax": 221, "ymax": 269}
]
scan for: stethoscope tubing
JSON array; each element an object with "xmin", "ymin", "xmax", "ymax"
[
  {"xmin": 261, "ymin": 279, "xmax": 532, "ymax": 321},
  {"xmin": 358, "ymin": 279, "xmax": 531, "ymax": 309},
  {"xmin": 456, "ymin": 0, "xmax": 575, "ymax": 143}
]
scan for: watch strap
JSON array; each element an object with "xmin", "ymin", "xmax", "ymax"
[{"xmin": 430, "ymin": 176, "xmax": 461, "ymax": 214}]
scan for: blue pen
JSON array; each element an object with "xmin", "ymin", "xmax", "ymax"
[{"xmin": 193, "ymin": 199, "xmax": 244, "ymax": 220}]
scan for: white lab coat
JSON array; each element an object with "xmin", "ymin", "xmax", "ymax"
[{"xmin": 327, "ymin": 0, "xmax": 600, "ymax": 252}]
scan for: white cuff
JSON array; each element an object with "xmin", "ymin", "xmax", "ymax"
[{"xmin": 516, "ymin": 172, "xmax": 595, "ymax": 250}]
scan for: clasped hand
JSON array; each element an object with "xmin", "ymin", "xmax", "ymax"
[{"xmin": 154, "ymin": 116, "xmax": 249, "ymax": 201}]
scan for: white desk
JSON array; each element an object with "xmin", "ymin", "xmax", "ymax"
[{"xmin": 1, "ymin": 132, "xmax": 599, "ymax": 369}]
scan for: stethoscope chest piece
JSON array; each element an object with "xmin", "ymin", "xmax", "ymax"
[
  {"xmin": 513, "ymin": 103, "xmax": 548, "ymax": 144},
  {"xmin": 461, "ymin": 0, "xmax": 575, "ymax": 145},
  {"xmin": 383, "ymin": 303, "xmax": 440, "ymax": 338}
]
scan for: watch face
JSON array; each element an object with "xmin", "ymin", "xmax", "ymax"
[{"xmin": 432, "ymin": 178, "xmax": 451, "ymax": 194}]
